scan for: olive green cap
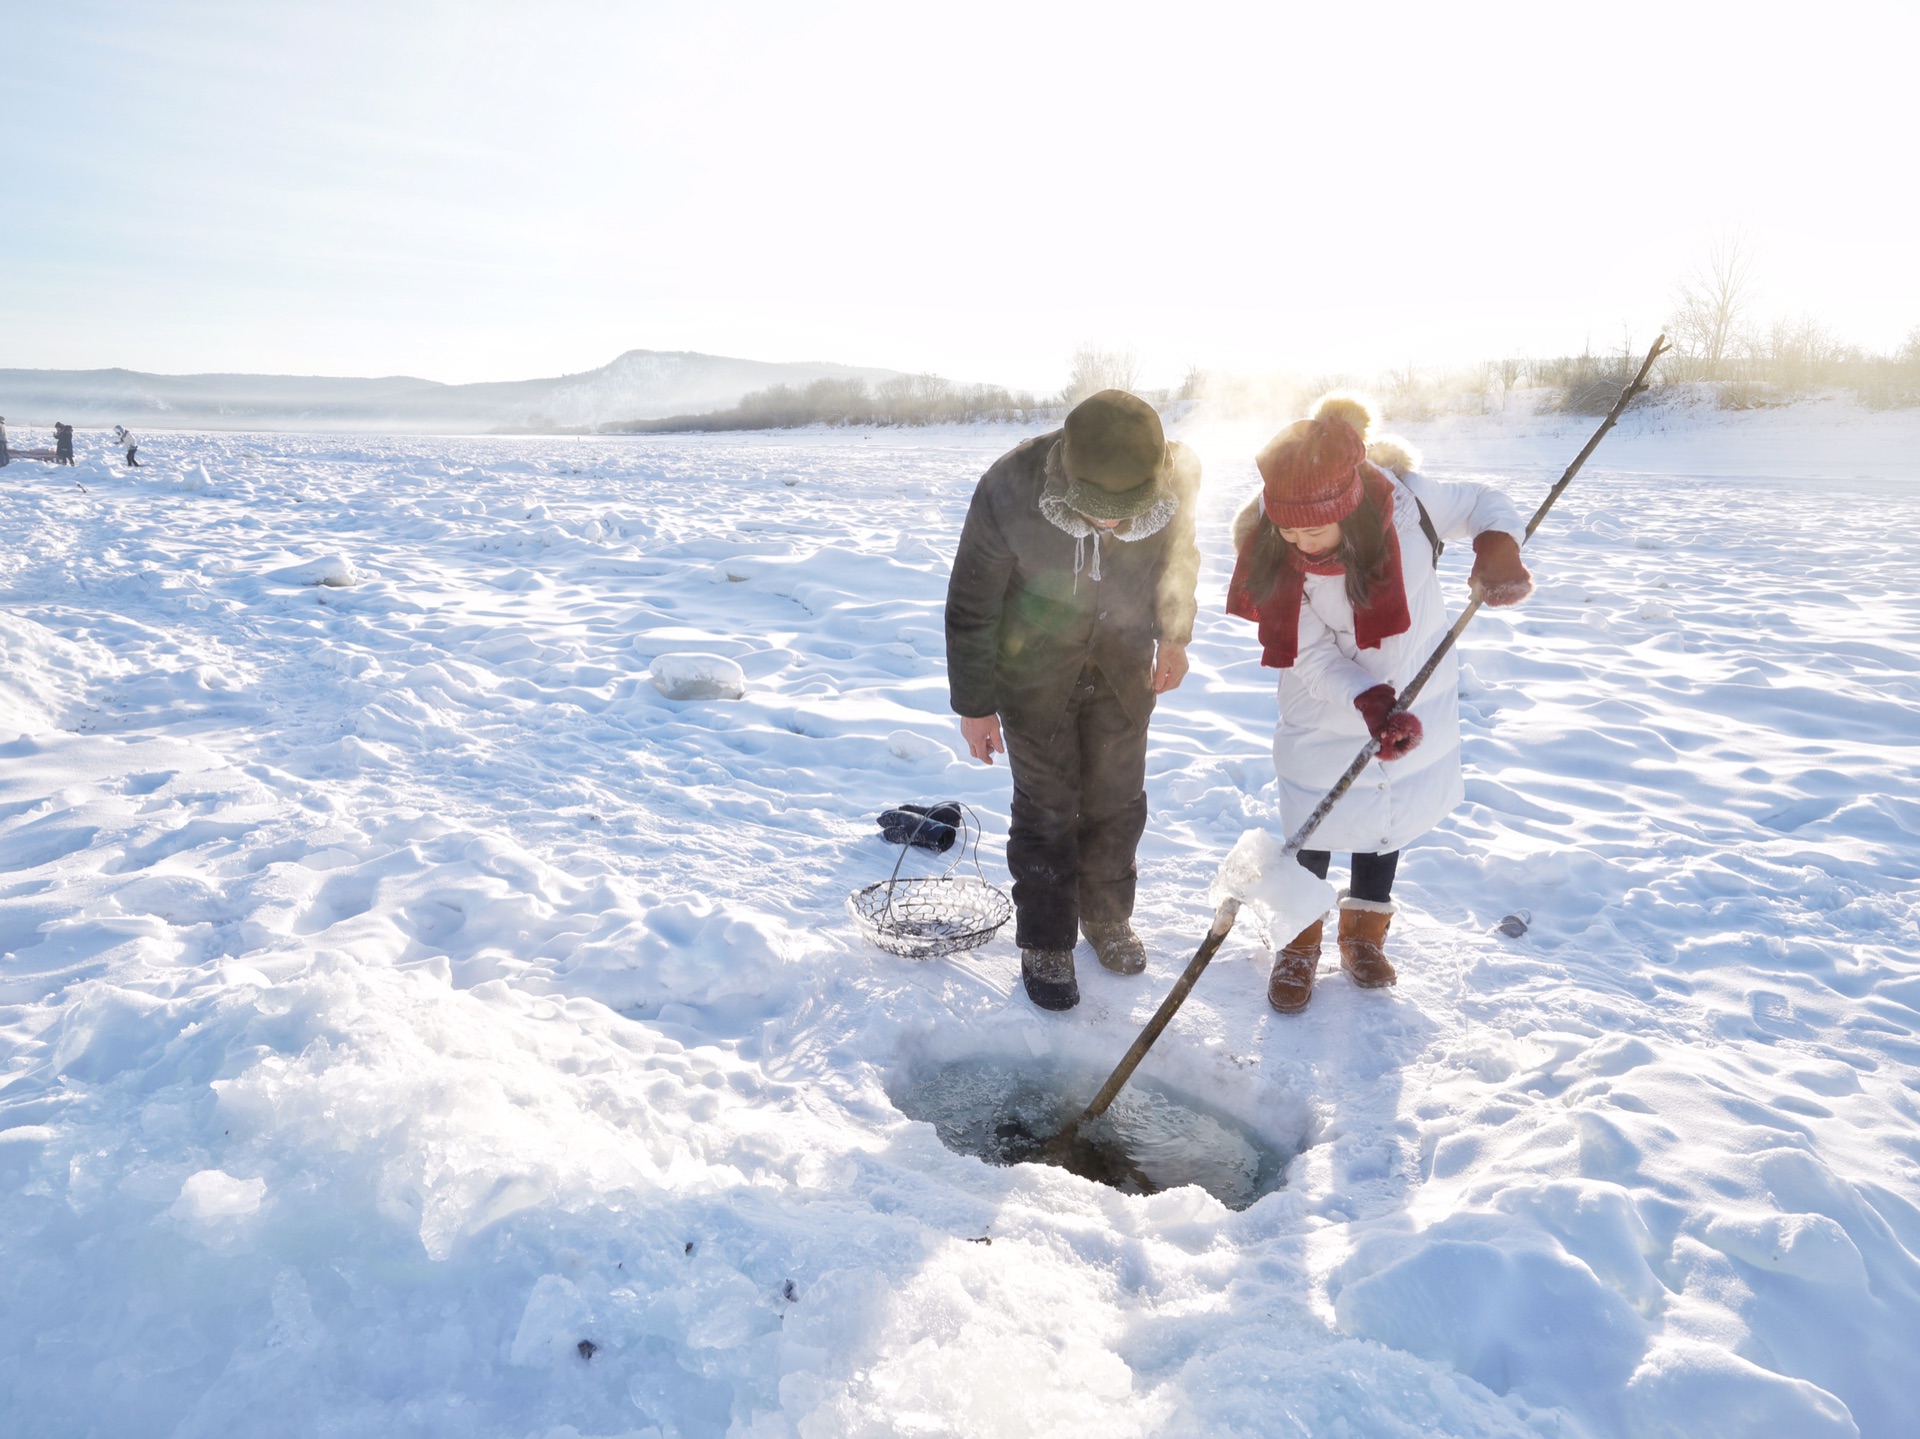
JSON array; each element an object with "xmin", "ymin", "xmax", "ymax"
[{"xmin": 1061, "ymin": 389, "xmax": 1168, "ymax": 520}]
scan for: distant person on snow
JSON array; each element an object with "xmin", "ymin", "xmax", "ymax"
[
  {"xmin": 113, "ymin": 425, "xmax": 142, "ymax": 467},
  {"xmin": 0, "ymin": 415, "xmax": 9, "ymax": 467},
  {"xmin": 54, "ymin": 422, "xmax": 75, "ymax": 465},
  {"xmin": 946, "ymin": 390, "xmax": 1201, "ymax": 1011},
  {"xmin": 1227, "ymin": 396, "xmax": 1533, "ymax": 1013}
]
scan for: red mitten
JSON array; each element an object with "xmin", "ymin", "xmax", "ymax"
[
  {"xmin": 1354, "ymin": 683, "xmax": 1424, "ymax": 760},
  {"xmin": 1470, "ymin": 530, "xmax": 1533, "ymax": 606},
  {"xmin": 1354, "ymin": 683, "xmax": 1397, "ymax": 735}
]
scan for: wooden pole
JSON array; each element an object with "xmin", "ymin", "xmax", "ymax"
[{"xmin": 1075, "ymin": 900, "xmax": 1239, "ymax": 1123}]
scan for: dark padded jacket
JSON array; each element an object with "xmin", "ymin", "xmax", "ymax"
[{"xmin": 945, "ymin": 430, "xmax": 1201, "ymax": 741}]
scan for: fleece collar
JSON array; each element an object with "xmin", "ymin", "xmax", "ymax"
[{"xmin": 1039, "ymin": 439, "xmax": 1178, "ymax": 586}]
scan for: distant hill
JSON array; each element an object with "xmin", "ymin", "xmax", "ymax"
[{"xmin": 0, "ymin": 350, "xmax": 907, "ymax": 433}]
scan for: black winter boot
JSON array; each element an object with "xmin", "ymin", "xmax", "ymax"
[{"xmin": 1021, "ymin": 948, "xmax": 1079, "ymax": 1010}]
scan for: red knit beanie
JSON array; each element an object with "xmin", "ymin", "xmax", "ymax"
[{"xmin": 1255, "ymin": 415, "xmax": 1367, "ymax": 528}]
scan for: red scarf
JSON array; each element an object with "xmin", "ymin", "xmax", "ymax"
[{"xmin": 1226, "ymin": 465, "xmax": 1411, "ymax": 668}]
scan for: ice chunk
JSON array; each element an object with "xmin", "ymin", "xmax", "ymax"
[
  {"xmin": 268, "ymin": 555, "xmax": 359, "ymax": 587},
  {"xmin": 508, "ymin": 1274, "xmax": 593, "ymax": 1367},
  {"xmin": 172, "ymin": 1168, "xmax": 266, "ymax": 1221},
  {"xmin": 650, "ymin": 652, "xmax": 746, "ymax": 701},
  {"xmin": 1207, "ymin": 829, "xmax": 1335, "ymax": 947}
]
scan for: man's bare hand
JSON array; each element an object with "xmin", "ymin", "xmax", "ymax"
[
  {"xmin": 960, "ymin": 713, "xmax": 1005, "ymax": 765},
  {"xmin": 1151, "ymin": 642, "xmax": 1190, "ymax": 694}
]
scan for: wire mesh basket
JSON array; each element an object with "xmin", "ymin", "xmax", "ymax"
[{"xmin": 847, "ymin": 803, "xmax": 1012, "ymax": 959}]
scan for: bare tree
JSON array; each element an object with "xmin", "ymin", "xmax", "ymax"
[
  {"xmin": 1669, "ymin": 233, "xmax": 1756, "ymax": 378},
  {"xmin": 1065, "ymin": 345, "xmax": 1141, "ymax": 403},
  {"xmin": 1382, "ymin": 361, "xmax": 1432, "ymax": 421},
  {"xmin": 1497, "ymin": 356, "xmax": 1524, "ymax": 410}
]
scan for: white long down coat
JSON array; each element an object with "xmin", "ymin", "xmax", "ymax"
[{"xmin": 1267, "ymin": 466, "xmax": 1524, "ymax": 854}]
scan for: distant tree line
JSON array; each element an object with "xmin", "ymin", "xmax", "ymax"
[
  {"xmin": 1510, "ymin": 325, "xmax": 1920, "ymax": 416},
  {"xmin": 604, "ymin": 343, "xmax": 1185, "ymax": 434},
  {"xmin": 1647, "ymin": 234, "xmax": 1920, "ymax": 409},
  {"xmin": 1182, "ymin": 322, "xmax": 1920, "ymax": 425},
  {"xmin": 603, "ymin": 374, "xmax": 1054, "ymax": 433},
  {"xmin": 1186, "ymin": 235, "xmax": 1919, "ymax": 424},
  {"xmin": 607, "ymin": 258, "xmax": 1919, "ymax": 437},
  {"xmin": 1520, "ymin": 236, "xmax": 1920, "ymax": 413},
  {"xmin": 1191, "ymin": 234, "xmax": 1919, "ymax": 420}
]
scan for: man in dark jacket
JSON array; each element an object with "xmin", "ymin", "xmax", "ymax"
[
  {"xmin": 945, "ymin": 390, "xmax": 1201, "ymax": 1010},
  {"xmin": 54, "ymin": 422, "xmax": 75, "ymax": 465}
]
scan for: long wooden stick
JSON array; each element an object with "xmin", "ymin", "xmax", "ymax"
[
  {"xmin": 1073, "ymin": 900, "xmax": 1240, "ymax": 1124},
  {"xmin": 1067, "ymin": 335, "xmax": 1671, "ymax": 1130},
  {"xmin": 1369, "ymin": 334, "xmax": 1673, "ymax": 734}
]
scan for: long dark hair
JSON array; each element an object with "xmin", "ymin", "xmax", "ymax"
[{"xmin": 1241, "ymin": 486, "xmax": 1392, "ymax": 612}]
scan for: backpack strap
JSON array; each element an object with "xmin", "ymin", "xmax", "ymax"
[{"xmin": 1412, "ymin": 493, "xmax": 1443, "ymax": 566}]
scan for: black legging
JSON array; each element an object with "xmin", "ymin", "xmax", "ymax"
[{"xmin": 1295, "ymin": 848, "xmax": 1399, "ymax": 904}]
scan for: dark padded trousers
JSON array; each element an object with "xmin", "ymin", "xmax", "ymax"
[
  {"xmin": 1001, "ymin": 664, "xmax": 1150, "ymax": 950},
  {"xmin": 1296, "ymin": 847, "xmax": 1400, "ymax": 903}
]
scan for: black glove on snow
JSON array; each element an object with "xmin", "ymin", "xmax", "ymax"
[{"xmin": 876, "ymin": 802, "xmax": 962, "ymax": 851}]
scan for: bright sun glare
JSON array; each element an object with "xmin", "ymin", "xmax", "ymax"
[{"xmin": 2, "ymin": 0, "xmax": 1915, "ymax": 387}]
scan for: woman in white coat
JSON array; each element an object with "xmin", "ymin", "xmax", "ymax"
[{"xmin": 1227, "ymin": 397, "xmax": 1534, "ymax": 1012}]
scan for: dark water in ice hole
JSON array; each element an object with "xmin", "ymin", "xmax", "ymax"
[{"xmin": 891, "ymin": 1057, "xmax": 1299, "ymax": 1211}]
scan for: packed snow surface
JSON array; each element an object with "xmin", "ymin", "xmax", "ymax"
[{"xmin": 1, "ymin": 409, "xmax": 1917, "ymax": 1437}]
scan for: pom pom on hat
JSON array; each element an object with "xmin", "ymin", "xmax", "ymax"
[{"xmin": 1313, "ymin": 394, "xmax": 1373, "ymax": 441}]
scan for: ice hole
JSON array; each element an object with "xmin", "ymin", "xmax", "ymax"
[{"xmin": 890, "ymin": 1056, "xmax": 1302, "ymax": 1211}]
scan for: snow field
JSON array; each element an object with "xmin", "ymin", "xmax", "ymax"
[{"xmin": 0, "ymin": 417, "xmax": 1916, "ymax": 1437}]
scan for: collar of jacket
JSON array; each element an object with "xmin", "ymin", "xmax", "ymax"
[{"xmin": 1038, "ymin": 439, "xmax": 1179, "ymax": 586}]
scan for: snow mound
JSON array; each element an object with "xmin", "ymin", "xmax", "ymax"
[
  {"xmin": 887, "ymin": 727, "xmax": 955, "ymax": 766},
  {"xmin": 649, "ymin": 652, "xmax": 745, "ymax": 701},
  {"xmin": 1207, "ymin": 828, "xmax": 1336, "ymax": 946},
  {"xmin": 267, "ymin": 554, "xmax": 359, "ymax": 587}
]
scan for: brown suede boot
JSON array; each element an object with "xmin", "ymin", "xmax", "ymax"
[
  {"xmin": 1337, "ymin": 899, "xmax": 1397, "ymax": 987},
  {"xmin": 1267, "ymin": 917, "xmax": 1325, "ymax": 1013}
]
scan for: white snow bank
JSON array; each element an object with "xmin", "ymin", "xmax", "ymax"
[{"xmin": 0, "ymin": 612, "xmax": 118, "ymax": 734}]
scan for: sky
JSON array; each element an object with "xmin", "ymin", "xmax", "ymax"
[{"xmin": 2, "ymin": 0, "xmax": 1916, "ymax": 392}]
